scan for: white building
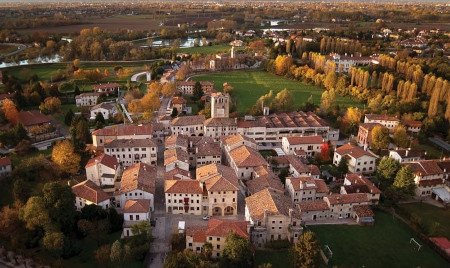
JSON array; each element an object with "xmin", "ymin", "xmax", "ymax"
[
  {"xmin": 333, "ymin": 144, "xmax": 378, "ymax": 174},
  {"xmin": 164, "ymin": 148, "xmax": 190, "ymax": 172},
  {"xmin": 364, "ymin": 114, "xmax": 400, "ymax": 131},
  {"xmin": 211, "ymin": 92, "xmax": 230, "ymax": 119},
  {"xmin": 117, "ymin": 163, "xmax": 156, "ymax": 211},
  {"xmin": 90, "ymin": 102, "xmax": 117, "ymax": 120},
  {"xmin": 92, "ymin": 124, "xmax": 154, "ymax": 147},
  {"xmin": 389, "ymin": 149, "xmax": 424, "ymax": 163},
  {"xmin": 341, "ymin": 173, "xmax": 381, "ymax": 204},
  {"xmin": 285, "ymin": 176, "xmax": 329, "ymax": 203},
  {"xmin": 203, "ymin": 118, "xmax": 237, "ymax": 139},
  {"xmin": 122, "ymin": 199, "xmax": 151, "ymax": 237},
  {"xmin": 75, "ymin": 92, "xmax": 101, "ymax": 107},
  {"xmin": 327, "ymin": 53, "xmax": 374, "ymax": 73},
  {"xmin": 281, "ymin": 135, "xmax": 325, "ymax": 156},
  {"xmin": 72, "ymin": 180, "xmax": 111, "ymax": 211},
  {"xmin": 0, "ymin": 157, "xmax": 12, "ymax": 177},
  {"xmin": 227, "ymin": 145, "xmax": 268, "ymax": 180},
  {"xmin": 104, "ymin": 139, "xmax": 157, "ymax": 167},
  {"xmin": 85, "ymin": 154, "xmax": 119, "ymax": 187},
  {"xmin": 165, "ymin": 180, "xmax": 203, "ymax": 215}
]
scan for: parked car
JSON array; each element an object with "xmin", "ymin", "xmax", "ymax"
[{"xmin": 202, "ymin": 215, "xmax": 210, "ymax": 221}]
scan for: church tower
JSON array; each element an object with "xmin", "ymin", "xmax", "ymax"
[{"xmin": 211, "ymin": 92, "xmax": 230, "ymax": 118}]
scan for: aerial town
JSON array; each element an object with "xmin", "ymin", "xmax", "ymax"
[{"xmin": 0, "ymin": 0, "xmax": 449, "ymax": 267}]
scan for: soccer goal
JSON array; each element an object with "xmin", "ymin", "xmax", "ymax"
[
  {"xmin": 324, "ymin": 244, "xmax": 333, "ymax": 259},
  {"xmin": 410, "ymin": 238, "xmax": 422, "ymax": 251}
]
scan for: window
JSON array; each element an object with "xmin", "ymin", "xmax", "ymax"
[
  {"xmin": 136, "ymin": 215, "xmax": 140, "ymax": 220},
  {"xmin": 217, "ymin": 238, "xmax": 220, "ymax": 241},
  {"xmin": 130, "ymin": 215, "xmax": 134, "ymax": 220}
]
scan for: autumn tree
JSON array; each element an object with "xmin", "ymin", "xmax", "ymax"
[
  {"xmin": 293, "ymin": 231, "xmax": 320, "ymax": 268},
  {"xmin": 272, "ymin": 89, "xmax": 294, "ymax": 112},
  {"xmin": 2, "ymin": 98, "xmax": 19, "ymax": 125},
  {"xmin": 392, "ymin": 125, "xmax": 409, "ymax": 148},
  {"xmin": 371, "ymin": 125, "xmax": 390, "ymax": 151},
  {"xmin": 222, "ymin": 233, "xmax": 253, "ymax": 267},
  {"xmin": 320, "ymin": 88, "xmax": 336, "ymax": 113},
  {"xmin": 148, "ymin": 82, "xmax": 163, "ymax": 95},
  {"xmin": 51, "ymin": 139, "xmax": 81, "ymax": 175},
  {"xmin": 39, "ymin": 97, "xmax": 61, "ymax": 114},
  {"xmin": 162, "ymin": 82, "xmax": 176, "ymax": 97},
  {"xmin": 341, "ymin": 107, "xmax": 362, "ymax": 134},
  {"xmin": 274, "ymin": 55, "xmax": 293, "ymax": 76}
]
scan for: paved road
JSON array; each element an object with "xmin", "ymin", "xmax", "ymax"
[
  {"xmin": 131, "ymin": 71, "xmax": 152, "ymax": 82},
  {"xmin": 0, "ymin": 43, "xmax": 28, "ymax": 59},
  {"xmin": 429, "ymin": 136, "xmax": 450, "ymax": 152}
]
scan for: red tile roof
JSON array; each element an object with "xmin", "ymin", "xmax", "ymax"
[
  {"xmin": 92, "ymin": 124, "xmax": 153, "ymax": 137},
  {"xmin": 120, "ymin": 163, "xmax": 156, "ymax": 194},
  {"xmin": 285, "ymin": 135, "xmax": 324, "ymax": 145},
  {"xmin": 18, "ymin": 110, "xmax": 52, "ymax": 127},
  {"xmin": 345, "ymin": 173, "xmax": 381, "ymax": 194},
  {"xmin": 405, "ymin": 160, "xmax": 444, "ymax": 177},
  {"xmin": 335, "ymin": 144, "xmax": 377, "ymax": 159},
  {"xmin": 0, "ymin": 157, "xmax": 11, "ymax": 167},
  {"xmin": 165, "ymin": 179, "xmax": 202, "ymax": 194},
  {"xmin": 93, "ymin": 83, "xmax": 120, "ymax": 90},
  {"xmin": 72, "ymin": 180, "xmax": 110, "ymax": 204},
  {"xmin": 245, "ymin": 188, "xmax": 298, "ymax": 220},
  {"xmin": 85, "ymin": 154, "xmax": 118, "ymax": 170},
  {"xmin": 353, "ymin": 205, "xmax": 374, "ymax": 218},
  {"xmin": 325, "ymin": 193, "xmax": 369, "ymax": 205},
  {"xmin": 229, "ymin": 145, "xmax": 267, "ymax": 168},
  {"xmin": 124, "ymin": 199, "xmax": 150, "ymax": 213},
  {"xmin": 298, "ymin": 200, "xmax": 329, "ymax": 212}
]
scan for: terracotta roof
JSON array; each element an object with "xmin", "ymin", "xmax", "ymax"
[
  {"xmin": 247, "ymin": 174, "xmax": 284, "ymax": 195},
  {"xmin": 220, "ymin": 134, "xmax": 256, "ymax": 147},
  {"xmin": 165, "ymin": 179, "xmax": 202, "ymax": 194},
  {"xmin": 437, "ymin": 160, "xmax": 450, "ymax": 173},
  {"xmin": 365, "ymin": 114, "xmax": 399, "ymax": 122},
  {"xmin": 0, "ymin": 157, "xmax": 11, "ymax": 167},
  {"xmin": 288, "ymin": 177, "xmax": 329, "ymax": 193},
  {"xmin": 402, "ymin": 120, "xmax": 422, "ymax": 128},
  {"xmin": 164, "ymin": 168, "xmax": 191, "ymax": 180},
  {"xmin": 120, "ymin": 163, "xmax": 156, "ymax": 194},
  {"xmin": 196, "ymin": 163, "xmax": 239, "ymax": 192},
  {"xmin": 171, "ymin": 96, "xmax": 186, "ymax": 105},
  {"xmin": 171, "ymin": 115, "xmax": 205, "ymax": 126},
  {"xmin": 418, "ymin": 179, "xmax": 444, "ymax": 187},
  {"xmin": 359, "ymin": 123, "xmax": 382, "ymax": 132},
  {"xmin": 286, "ymin": 155, "xmax": 310, "ymax": 174},
  {"xmin": 405, "ymin": 160, "xmax": 444, "ymax": 176},
  {"xmin": 186, "ymin": 226, "xmax": 207, "ymax": 242},
  {"xmin": 123, "ymin": 199, "xmax": 150, "ymax": 213},
  {"xmin": 72, "ymin": 180, "xmax": 110, "ymax": 204},
  {"xmin": 18, "ymin": 110, "xmax": 52, "ymax": 127},
  {"xmin": 245, "ymin": 188, "xmax": 297, "ymax": 221},
  {"xmin": 229, "ymin": 145, "xmax": 267, "ymax": 168},
  {"xmin": 165, "ymin": 135, "xmax": 189, "ymax": 149},
  {"xmin": 335, "ymin": 144, "xmax": 377, "ymax": 159},
  {"xmin": 196, "ymin": 141, "xmax": 221, "ymax": 157},
  {"xmin": 85, "ymin": 154, "xmax": 118, "ymax": 170},
  {"xmin": 205, "ymin": 219, "xmax": 248, "ymax": 239},
  {"xmin": 104, "ymin": 138, "xmax": 156, "ymax": 148},
  {"xmin": 353, "ymin": 205, "xmax": 374, "ymax": 218},
  {"xmin": 0, "ymin": 92, "xmax": 15, "ymax": 101},
  {"xmin": 92, "ymin": 124, "xmax": 153, "ymax": 137},
  {"xmin": 325, "ymin": 193, "xmax": 369, "ymax": 205},
  {"xmin": 204, "ymin": 117, "xmax": 237, "ymax": 127},
  {"xmin": 285, "ymin": 135, "xmax": 324, "ymax": 145},
  {"xmin": 164, "ymin": 148, "xmax": 189, "ymax": 166},
  {"xmin": 237, "ymin": 111, "xmax": 329, "ymax": 129},
  {"xmin": 298, "ymin": 200, "xmax": 329, "ymax": 212},
  {"xmin": 75, "ymin": 92, "xmax": 101, "ymax": 98},
  {"xmin": 345, "ymin": 173, "xmax": 381, "ymax": 194}
]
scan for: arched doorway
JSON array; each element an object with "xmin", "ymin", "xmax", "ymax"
[
  {"xmin": 212, "ymin": 207, "xmax": 222, "ymax": 216},
  {"xmin": 224, "ymin": 206, "xmax": 234, "ymax": 216}
]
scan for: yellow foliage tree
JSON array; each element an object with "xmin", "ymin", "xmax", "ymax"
[
  {"xmin": 161, "ymin": 83, "xmax": 176, "ymax": 97},
  {"xmin": 51, "ymin": 140, "xmax": 81, "ymax": 175},
  {"xmin": 2, "ymin": 99, "xmax": 19, "ymax": 125}
]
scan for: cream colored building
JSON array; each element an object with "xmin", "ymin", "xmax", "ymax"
[
  {"xmin": 364, "ymin": 114, "xmax": 400, "ymax": 130},
  {"xmin": 85, "ymin": 153, "xmax": 119, "ymax": 187},
  {"xmin": 92, "ymin": 124, "xmax": 154, "ymax": 147},
  {"xmin": 211, "ymin": 92, "xmax": 230, "ymax": 118},
  {"xmin": 341, "ymin": 173, "xmax": 381, "ymax": 204},
  {"xmin": 333, "ymin": 144, "xmax": 378, "ymax": 174},
  {"xmin": 122, "ymin": 199, "xmax": 151, "ymax": 237},
  {"xmin": 104, "ymin": 138, "xmax": 157, "ymax": 167},
  {"xmin": 204, "ymin": 118, "xmax": 237, "ymax": 139},
  {"xmin": 164, "ymin": 148, "xmax": 190, "ymax": 172},
  {"xmin": 170, "ymin": 115, "xmax": 205, "ymax": 136},
  {"xmin": 285, "ymin": 176, "xmax": 329, "ymax": 203},
  {"xmin": 165, "ymin": 180, "xmax": 203, "ymax": 215},
  {"xmin": 245, "ymin": 188, "xmax": 302, "ymax": 248},
  {"xmin": 227, "ymin": 145, "xmax": 268, "ymax": 180},
  {"xmin": 75, "ymin": 92, "xmax": 101, "ymax": 107},
  {"xmin": 281, "ymin": 135, "xmax": 325, "ymax": 156}
]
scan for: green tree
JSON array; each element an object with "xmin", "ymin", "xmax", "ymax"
[
  {"xmin": 376, "ymin": 157, "xmax": 400, "ymax": 188},
  {"xmin": 337, "ymin": 157, "xmax": 349, "ymax": 178},
  {"xmin": 293, "ymin": 231, "xmax": 320, "ymax": 268},
  {"xmin": 392, "ymin": 166, "xmax": 416, "ymax": 200},
  {"xmin": 193, "ymin": 81, "xmax": 204, "ymax": 101},
  {"xmin": 371, "ymin": 125, "xmax": 390, "ymax": 151},
  {"xmin": 95, "ymin": 112, "xmax": 106, "ymax": 129},
  {"xmin": 42, "ymin": 182, "xmax": 76, "ymax": 233},
  {"xmin": 171, "ymin": 107, "xmax": 178, "ymax": 118},
  {"xmin": 392, "ymin": 125, "xmax": 409, "ymax": 148},
  {"xmin": 222, "ymin": 233, "xmax": 253, "ymax": 267}
]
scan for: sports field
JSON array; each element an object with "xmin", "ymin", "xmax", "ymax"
[
  {"xmin": 193, "ymin": 70, "xmax": 362, "ymax": 115},
  {"xmin": 309, "ymin": 212, "xmax": 448, "ymax": 267}
]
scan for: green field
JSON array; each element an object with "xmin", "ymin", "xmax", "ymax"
[
  {"xmin": 193, "ymin": 71, "xmax": 362, "ymax": 115},
  {"xmin": 254, "ymin": 249, "xmax": 293, "ymax": 268},
  {"xmin": 178, "ymin": 44, "xmax": 241, "ymax": 55},
  {"xmin": 398, "ymin": 202, "xmax": 450, "ymax": 238},
  {"xmin": 309, "ymin": 212, "xmax": 448, "ymax": 267}
]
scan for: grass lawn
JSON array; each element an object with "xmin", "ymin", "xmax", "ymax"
[
  {"xmin": 254, "ymin": 249, "xmax": 293, "ymax": 268},
  {"xmin": 178, "ymin": 44, "xmax": 241, "ymax": 55},
  {"xmin": 259, "ymin": 149, "xmax": 277, "ymax": 159},
  {"xmin": 193, "ymin": 70, "xmax": 362, "ymax": 115},
  {"xmin": 398, "ymin": 202, "xmax": 450, "ymax": 238},
  {"xmin": 309, "ymin": 212, "xmax": 448, "ymax": 268}
]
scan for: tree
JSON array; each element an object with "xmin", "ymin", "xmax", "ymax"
[
  {"xmin": 162, "ymin": 82, "xmax": 176, "ymax": 97},
  {"xmin": 320, "ymin": 88, "xmax": 336, "ymax": 113},
  {"xmin": 319, "ymin": 142, "xmax": 331, "ymax": 162},
  {"xmin": 39, "ymin": 97, "xmax": 61, "ymax": 114},
  {"xmin": 64, "ymin": 109, "xmax": 74, "ymax": 126},
  {"xmin": 222, "ymin": 233, "xmax": 253, "ymax": 267},
  {"xmin": 371, "ymin": 125, "xmax": 390, "ymax": 151},
  {"xmin": 293, "ymin": 231, "xmax": 320, "ymax": 268},
  {"xmin": 337, "ymin": 157, "xmax": 349, "ymax": 177},
  {"xmin": 51, "ymin": 139, "xmax": 81, "ymax": 175},
  {"xmin": 2, "ymin": 99, "xmax": 19, "ymax": 125},
  {"xmin": 171, "ymin": 107, "xmax": 178, "ymax": 118},
  {"xmin": 193, "ymin": 81, "xmax": 204, "ymax": 101},
  {"xmin": 95, "ymin": 244, "xmax": 111, "ymax": 266},
  {"xmin": 272, "ymin": 89, "xmax": 294, "ymax": 112},
  {"xmin": 0, "ymin": 203, "xmax": 25, "ymax": 247},
  {"xmin": 95, "ymin": 112, "xmax": 106, "ymax": 129},
  {"xmin": 392, "ymin": 125, "xmax": 409, "ymax": 148},
  {"xmin": 376, "ymin": 157, "xmax": 400, "ymax": 188},
  {"xmin": 110, "ymin": 240, "xmax": 124, "ymax": 263},
  {"xmin": 341, "ymin": 107, "xmax": 362, "ymax": 134},
  {"xmin": 392, "ymin": 166, "xmax": 416, "ymax": 200},
  {"xmin": 42, "ymin": 182, "xmax": 76, "ymax": 233},
  {"xmin": 274, "ymin": 55, "xmax": 293, "ymax": 76},
  {"xmin": 323, "ymin": 70, "xmax": 336, "ymax": 91},
  {"xmin": 43, "ymin": 231, "xmax": 64, "ymax": 251}
]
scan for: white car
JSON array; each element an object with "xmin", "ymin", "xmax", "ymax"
[{"xmin": 202, "ymin": 215, "xmax": 210, "ymax": 221}]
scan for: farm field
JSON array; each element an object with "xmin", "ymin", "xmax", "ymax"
[
  {"xmin": 398, "ymin": 202, "xmax": 450, "ymax": 239},
  {"xmin": 309, "ymin": 212, "xmax": 448, "ymax": 268},
  {"xmin": 193, "ymin": 70, "xmax": 362, "ymax": 115}
]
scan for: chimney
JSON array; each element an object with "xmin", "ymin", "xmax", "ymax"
[{"xmin": 406, "ymin": 148, "xmax": 410, "ymax": 157}]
